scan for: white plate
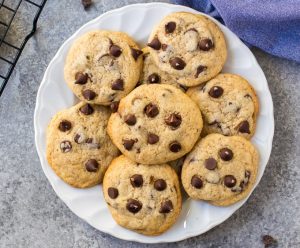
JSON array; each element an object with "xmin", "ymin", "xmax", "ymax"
[{"xmin": 34, "ymin": 2, "xmax": 274, "ymax": 243}]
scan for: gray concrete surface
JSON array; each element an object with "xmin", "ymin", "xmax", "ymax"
[{"xmin": 0, "ymin": 0, "xmax": 299, "ymax": 247}]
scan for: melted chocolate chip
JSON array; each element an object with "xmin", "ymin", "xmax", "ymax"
[
  {"xmin": 108, "ymin": 187, "xmax": 118, "ymax": 199},
  {"xmin": 109, "ymin": 44, "xmax": 122, "ymax": 57},
  {"xmin": 144, "ymin": 103, "xmax": 159, "ymax": 118},
  {"xmin": 205, "ymin": 158, "xmax": 217, "ymax": 170},
  {"xmin": 123, "ymin": 139, "xmax": 135, "ymax": 150},
  {"xmin": 147, "ymin": 37, "xmax": 161, "ymax": 50},
  {"xmin": 159, "ymin": 200, "xmax": 173, "ymax": 213},
  {"xmin": 58, "ymin": 120, "xmax": 72, "ymax": 132},
  {"xmin": 79, "ymin": 104, "xmax": 94, "ymax": 115},
  {"xmin": 75, "ymin": 72, "xmax": 88, "ymax": 85},
  {"xmin": 209, "ymin": 86, "xmax": 223, "ymax": 98},
  {"xmin": 85, "ymin": 159, "xmax": 99, "ymax": 172},
  {"xmin": 60, "ymin": 140, "xmax": 72, "ymax": 153},
  {"xmin": 237, "ymin": 120, "xmax": 250, "ymax": 134},
  {"xmin": 110, "ymin": 101, "xmax": 119, "ymax": 113},
  {"xmin": 195, "ymin": 65, "xmax": 207, "ymax": 78},
  {"xmin": 199, "ymin": 38, "xmax": 214, "ymax": 51},
  {"xmin": 178, "ymin": 84, "xmax": 189, "ymax": 92},
  {"xmin": 165, "ymin": 21, "xmax": 176, "ymax": 33},
  {"xmin": 147, "ymin": 133, "xmax": 159, "ymax": 144},
  {"xmin": 169, "ymin": 141, "xmax": 181, "ymax": 153},
  {"xmin": 154, "ymin": 179, "xmax": 167, "ymax": 191},
  {"xmin": 219, "ymin": 148, "xmax": 233, "ymax": 161},
  {"xmin": 191, "ymin": 175, "xmax": 203, "ymax": 188},
  {"xmin": 165, "ymin": 113, "xmax": 182, "ymax": 129},
  {"xmin": 126, "ymin": 199, "xmax": 142, "ymax": 214},
  {"xmin": 124, "ymin": 114, "xmax": 136, "ymax": 126},
  {"xmin": 224, "ymin": 175, "xmax": 237, "ymax": 188},
  {"xmin": 169, "ymin": 57, "xmax": 186, "ymax": 70},
  {"xmin": 130, "ymin": 174, "xmax": 143, "ymax": 187},
  {"xmin": 148, "ymin": 73, "xmax": 160, "ymax": 84},
  {"xmin": 130, "ymin": 47, "xmax": 143, "ymax": 60},
  {"xmin": 111, "ymin": 79, "xmax": 124, "ymax": 91},
  {"xmin": 74, "ymin": 133, "xmax": 84, "ymax": 144},
  {"xmin": 82, "ymin": 89, "xmax": 96, "ymax": 100}
]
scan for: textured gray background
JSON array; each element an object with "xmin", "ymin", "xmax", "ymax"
[{"xmin": 0, "ymin": 0, "xmax": 299, "ymax": 247}]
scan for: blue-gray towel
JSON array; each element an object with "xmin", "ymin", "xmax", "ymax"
[{"xmin": 172, "ymin": 0, "xmax": 300, "ymax": 63}]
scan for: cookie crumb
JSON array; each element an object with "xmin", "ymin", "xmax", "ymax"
[
  {"xmin": 81, "ymin": 0, "xmax": 93, "ymax": 9},
  {"xmin": 262, "ymin": 235, "xmax": 278, "ymax": 247}
]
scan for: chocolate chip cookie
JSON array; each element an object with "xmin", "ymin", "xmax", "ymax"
[
  {"xmin": 181, "ymin": 133, "xmax": 259, "ymax": 206},
  {"xmin": 147, "ymin": 12, "xmax": 227, "ymax": 87},
  {"xmin": 46, "ymin": 102, "xmax": 119, "ymax": 188},
  {"xmin": 103, "ymin": 155, "xmax": 182, "ymax": 235},
  {"xmin": 64, "ymin": 31, "xmax": 143, "ymax": 105},
  {"xmin": 187, "ymin": 73, "xmax": 259, "ymax": 139},
  {"xmin": 139, "ymin": 47, "xmax": 188, "ymax": 92},
  {"xmin": 107, "ymin": 84, "xmax": 203, "ymax": 164}
]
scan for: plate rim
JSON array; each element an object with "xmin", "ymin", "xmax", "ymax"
[{"xmin": 34, "ymin": 2, "xmax": 274, "ymax": 243}]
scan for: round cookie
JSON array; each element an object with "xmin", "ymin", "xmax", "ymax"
[
  {"xmin": 103, "ymin": 155, "xmax": 182, "ymax": 235},
  {"xmin": 64, "ymin": 30, "xmax": 143, "ymax": 105},
  {"xmin": 147, "ymin": 12, "xmax": 227, "ymax": 86},
  {"xmin": 107, "ymin": 84, "xmax": 203, "ymax": 164},
  {"xmin": 139, "ymin": 47, "xmax": 188, "ymax": 92},
  {"xmin": 181, "ymin": 134, "xmax": 259, "ymax": 206},
  {"xmin": 187, "ymin": 73, "xmax": 259, "ymax": 139},
  {"xmin": 46, "ymin": 102, "xmax": 119, "ymax": 188}
]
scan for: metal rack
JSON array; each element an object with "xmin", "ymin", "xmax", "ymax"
[{"xmin": 0, "ymin": 0, "xmax": 47, "ymax": 96}]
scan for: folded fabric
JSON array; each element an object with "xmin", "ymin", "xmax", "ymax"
[{"xmin": 172, "ymin": 0, "xmax": 300, "ymax": 63}]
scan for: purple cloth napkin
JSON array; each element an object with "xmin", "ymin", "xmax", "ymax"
[{"xmin": 172, "ymin": 0, "xmax": 300, "ymax": 63}]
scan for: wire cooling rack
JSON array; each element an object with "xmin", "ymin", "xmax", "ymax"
[{"xmin": 0, "ymin": 0, "xmax": 47, "ymax": 96}]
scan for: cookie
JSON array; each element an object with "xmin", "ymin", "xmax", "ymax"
[
  {"xmin": 139, "ymin": 47, "xmax": 188, "ymax": 92},
  {"xmin": 107, "ymin": 84, "xmax": 203, "ymax": 164},
  {"xmin": 181, "ymin": 134, "xmax": 259, "ymax": 206},
  {"xmin": 46, "ymin": 102, "xmax": 119, "ymax": 188},
  {"xmin": 103, "ymin": 155, "xmax": 182, "ymax": 235},
  {"xmin": 147, "ymin": 12, "xmax": 227, "ymax": 87},
  {"xmin": 187, "ymin": 73, "xmax": 259, "ymax": 139},
  {"xmin": 64, "ymin": 31, "xmax": 143, "ymax": 105}
]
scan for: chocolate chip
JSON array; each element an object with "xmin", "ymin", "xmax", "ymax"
[
  {"xmin": 262, "ymin": 235, "xmax": 278, "ymax": 247},
  {"xmin": 147, "ymin": 133, "xmax": 159, "ymax": 144},
  {"xmin": 161, "ymin": 44, "xmax": 168, "ymax": 51},
  {"xmin": 209, "ymin": 86, "xmax": 223, "ymax": 98},
  {"xmin": 85, "ymin": 159, "xmax": 99, "ymax": 172},
  {"xmin": 130, "ymin": 174, "xmax": 143, "ymax": 187},
  {"xmin": 124, "ymin": 114, "xmax": 136, "ymax": 126},
  {"xmin": 178, "ymin": 84, "xmax": 189, "ymax": 92},
  {"xmin": 126, "ymin": 199, "xmax": 142, "ymax": 214},
  {"xmin": 169, "ymin": 141, "xmax": 181, "ymax": 153},
  {"xmin": 82, "ymin": 89, "xmax": 96, "ymax": 100},
  {"xmin": 199, "ymin": 38, "xmax": 214, "ymax": 51},
  {"xmin": 110, "ymin": 101, "xmax": 119, "ymax": 113},
  {"xmin": 154, "ymin": 179, "xmax": 166, "ymax": 191},
  {"xmin": 75, "ymin": 72, "xmax": 88, "ymax": 85},
  {"xmin": 244, "ymin": 94, "xmax": 252, "ymax": 99},
  {"xmin": 224, "ymin": 175, "xmax": 237, "ymax": 188},
  {"xmin": 159, "ymin": 200, "xmax": 173, "ymax": 213},
  {"xmin": 79, "ymin": 104, "xmax": 94, "ymax": 115},
  {"xmin": 86, "ymin": 138, "xmax": 93, "ymax": 143},
  {"xmin": 191, "ymin": 175, "xmax": 203, "ymax": 189},
  {"xmin": 108, "ymin": 187, "xmax": 118, "ymax": 199},
  {"xmin": 144, "ymin": 103, "xmax": 159, "ymax": 118},
  {"xmin": 74, "ymin": 133, "xmax": 84, "ymax": 144},
  {"xmin": 130, "ymin": 47, "xmax": 143, "ymax": 60},
  {"xmin": 58, "ymin": 120, "xmax": 72, "ymax": 132},
  {"xmin": 204, "ymin": 158, "xmax": 217, "ymax": 170},
  {"xmin": 237, "ymin": 120, "xmax": 250, "ymax": 134},
  {"xmin": 195, "ymin": 65, "xmax": 207, "ymax": 78},
  {"xmin": 219, "ymin": 148, "xmax": 233, "ymax": 161},
  {"xmin": 165, "ymin": 113, "xmax": 182, "ymax": 129},
  {"xmin": 123, "ymin": 139, "xmax": 135, "ymax": 150},
  {"xmin": 165, "ymin": 21, "xmax": 176, "ymax": 33},
  {"xmin": 111, "ymin": 79, "xmax": 124, "ymax": 91},
  {"xmin": 147, "ymin": 37, "xmax": 161, "ymax": 50},
  {"xmin": 169, "ymin": 57, "xmax": 186, "ymax": 70},
  {"xmin": 81, "ymin": 0, "xmax": 92, "ymax": 9},
  {"xmin": 109, "ymin": 44, "xmax": 122, "ymax": 57},
  {"xmin": 60, "ymin": 141, "xmax": 72, "ymax": 153},
  {"xmin": 148, "ymin": 73, "xmax": 160, "ymax": 84}
]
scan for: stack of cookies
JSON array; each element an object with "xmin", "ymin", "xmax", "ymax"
[{"xmin": 46, "ymin": 12, "xmax": 259, "ymax": 236}]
